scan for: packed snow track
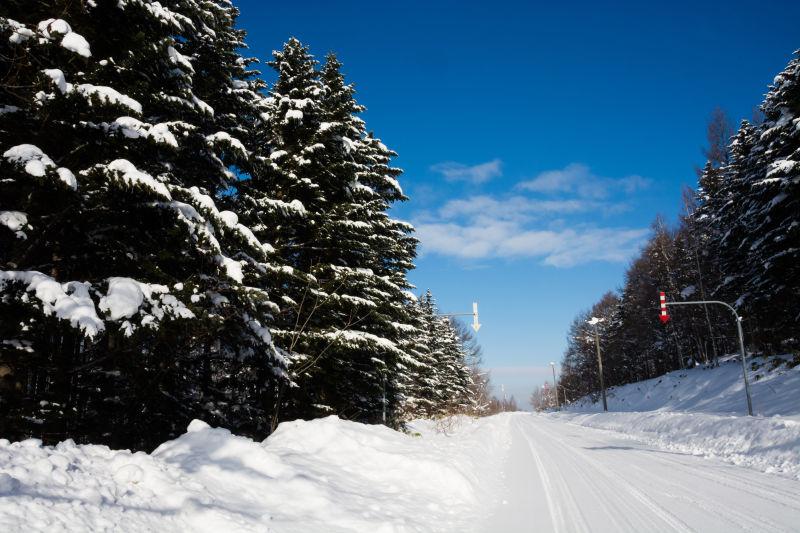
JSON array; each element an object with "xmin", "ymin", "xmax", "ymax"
[{"xmin": 487, "ymin": 414, "xmax": 800, "ymax": 532}]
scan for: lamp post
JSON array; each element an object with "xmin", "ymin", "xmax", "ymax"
[
  {"xmin": 587, "ymin": 317, "xmax": 608, "ymax": 412},
  {"xmin": 550, "ymin": 361, "xmax": 559, "ymax": 410}
]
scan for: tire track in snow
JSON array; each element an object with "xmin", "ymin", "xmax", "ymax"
[
  {"xmin": 487, "ymin": 414, "xmax": 800, "ymax": 532},
  {"xmin": 523, "ymin": 423, "xmax": 648, "ymax": 532},
  {"xmin": 516, "ymin": 419, "xmax": 594, "ymax": 533},
  {"xmin": 620, "ymin": 450, "xmax": 798, "ymax": 532},
  {"xmin": 558, "ymin": 416, "xmax": 800, "ymax": 514},
  {"xmin": 516, "ymin": 418, "xmax": 573, "ymax": 533},
  {"xmin": 522, "ymin": 416, "xmax": 693, "ymax": 533}
]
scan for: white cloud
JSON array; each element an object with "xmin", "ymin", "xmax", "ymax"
[
  {"xmin": 415, "ymin": 220, "xmax": 648, "ymax": 267},
  {"xmin": 430, "ymin": 159, "xmax": 502, "ymax": 184},
  {"xmin": 437, "ymin": 195, "xmax": 588, "ymax": 222},
  {"xmin": 517, "ymin": 163, "xmax": 649, "ymax": 199},
  {"xmin": 414, "ymin": 162, "xmax": 651, "ymax": 267}
]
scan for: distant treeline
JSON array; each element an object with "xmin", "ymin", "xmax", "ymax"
[{"xmin": 559, "ymin": 51, "xmax": 800, "ymax": 401}]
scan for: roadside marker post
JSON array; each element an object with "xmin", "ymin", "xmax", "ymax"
[{"xmin": 659, "ymin": 291, "xmax": 670, "ymax": 324}]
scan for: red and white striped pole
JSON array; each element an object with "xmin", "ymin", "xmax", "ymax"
[{"xmin": 659, "ymin": 291, "xmax": 670, "ymax": 324}]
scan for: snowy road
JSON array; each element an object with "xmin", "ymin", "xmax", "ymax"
[{"xmin": 486, "ymin": 414, "xmax": 800, "ymax": 533}]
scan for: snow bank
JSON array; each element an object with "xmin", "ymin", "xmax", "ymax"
[
  {"xmin": 563, "ymin": 355, "xmax": 800, "ymax": 418},
  {"xmin": 555, "ymin": 411, "xmax": 800, "ymax": 479},
  {"xmin": 555, "ymin": 355, "xmax": 800, "ymax": 479},
  {"xmin": 0, "ymin": 416, "xmax": 509, "ymax": 532}
]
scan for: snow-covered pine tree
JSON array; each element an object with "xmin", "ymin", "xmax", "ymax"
[
  {"xmin": 436, "ymin": 317, "xmax": 475, "ymax": 414},
  {"xmin": 693, "ymin": 121, "xmax": 757, "ymax": 355},
  {"xmin": 403, "ymin": 291, "xmax": 447, "ymax": 417},
  {"xmin": 671, "ymin": 215, "xmax": 718, "ymax": 365},
  {"xmin": 560, "ymin": 55, "xmax": 800, "ymax": 390},
  {"xmin": 240, "ymin": 38, "xmax": 336, "ymax": 425},
  {"xmin": 691, "ymin": 160, "xmax": 726, "ymax": 294},
  {"xmin": 559, "ymin": 292, "xmax": 622, "ymax": 400},
  {"xmin": 409, "ymin": 291, "xmax": 475, "ymax": 417},
  {"xmin": 449, "ymin": 314, "xmax": 488, "ymax": 415},
  {"xmin": 253, "ymin": 43, "xmax": 419, "ymax": 426},
  {"xmin": 0, "ymin": 0, "xmax": 285, "ymax": 448},
  {"xmin": 643, "ymin": 219, "xmax": 687, "ymax": 370},
  {"xmin": 723, "ymin": 52, "xmax": 800, "ymax": 349},
  {"xmin": 173, "ymin": 0, "xmax": 297, "ymax": 441},
  {"xmin": 394, "ymin": 293, "xmax": 436, "ymax": 419},
  {"xmin": 305, "ymin": 53, "xmax": 421, "ymax": 424}
]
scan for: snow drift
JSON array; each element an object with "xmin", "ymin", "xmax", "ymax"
[
  {"xmin": 0, "ymin": 415, "xmax": 509, "ymax": 532},
  {"xmin": 553, "ymin": 355, "xmax": 800, "ymax": 479}
]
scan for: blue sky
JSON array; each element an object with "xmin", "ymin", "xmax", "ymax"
[{"xmin": 235, "ymin": 0, "xmax": 800, "ymax": 405}]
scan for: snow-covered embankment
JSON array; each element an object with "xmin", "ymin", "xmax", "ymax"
[{"xmin": 552, "ymin": 355, "xmax": 800, "ymax": 479}]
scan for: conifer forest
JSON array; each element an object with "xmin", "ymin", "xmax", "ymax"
[{"xmin": 0, "ymin": 1, "xmax": 480, "ymax": 450}]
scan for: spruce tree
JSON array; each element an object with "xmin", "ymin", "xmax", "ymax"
[
  {"xmin": 254, "ymin": 42, "xmax": 419, "ymax": 426},
  {"xmin": 0, "ymin": 0, "xmax": 285, "ymax": 448},
  {"xmin": 730, "ymin": 53, "xmax": 800, "ymax": 348},
  {"xmin": 407, "ymin": 291, "xmax": 475, "ymax": 417}
]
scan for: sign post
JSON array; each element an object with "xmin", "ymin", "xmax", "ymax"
[
  {"xmin": 658, "ymin": 291, "xmax": 753, "ymax": 416},
  {"xmin": 440, "ymin": 302, "xmax": 481, "ymax": 332}
]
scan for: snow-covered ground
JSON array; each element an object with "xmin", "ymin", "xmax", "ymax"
[
  {"xmin": 552, "ymin": 355, "xmax": 800, "ymax": 479},
  {"xmin": 563, "ymin": 354, "xmax": 799, "ymax": 418},
  {"xmin": 492, "ymin": 414, "xmax": 800, "ymax": 532},
  {"xmin": 1, "ymin": 357, "xmax": 799, "ymax": 532},
  {"xmin": 0, "ymin": 416, "xmax": 509, "ymax": 532}
]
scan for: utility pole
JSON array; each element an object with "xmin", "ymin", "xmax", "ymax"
[
  {"xmin": 587, "ymin": 317, "xmax": 608, "ymax": 412},
  {"xmin": 659, "ymin": 293, "xmax": 753, "ymax": 416},
  {"xmin": 550, "ymin": 361, "xmax": 559, "ymax": 410},
  {"xmin": 382, "ymin": 370, "xmax": 386, "ymax": 424}
]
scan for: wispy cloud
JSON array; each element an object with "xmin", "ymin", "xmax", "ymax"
[
  {"xmin": 413, "ymin": 162, "xmax": 651, "ymax": 267},
  {"xmin": 415, "ymin": 220, "xmax": 648, "ymax": 267},
  {"xmin": 437, "ymin": 195, "xmax": 588, "ymax": 223},
  {"xmin": 517, "ymin": 163, "xmax": 649, "ymax": 199},
  {"xmin": 430, "ymin": 159, "xmax": 502, "ymax": 184}
]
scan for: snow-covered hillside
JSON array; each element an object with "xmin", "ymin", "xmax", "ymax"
[
  {"xmin": 0, "ymin": 416, "xmax": 509, "ymax": 533},
  {"xmin": 563, "ymin": 354, "xmax": 800, "ymax": 417},
  {"xmin": 552, "ymin": 355, "xmax": 800, "ymax": 479}
]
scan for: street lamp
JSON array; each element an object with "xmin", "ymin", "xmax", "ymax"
[
  {"xmin": 587, "ymin": 317, "xmax": 608, "ymax": 412},
  {"xmin": 550, "ymin": 361, "xmax": 559, "ymax": 410}
]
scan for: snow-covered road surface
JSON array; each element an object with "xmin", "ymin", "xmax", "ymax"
[{"xmin": 487, "ymin": 414, "xmax": 800, "ymax": 533}]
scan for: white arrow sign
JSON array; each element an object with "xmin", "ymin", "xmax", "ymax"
[{"xmin": 472, "ymin": 301, "xmax": 481, "ymax": 332}]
